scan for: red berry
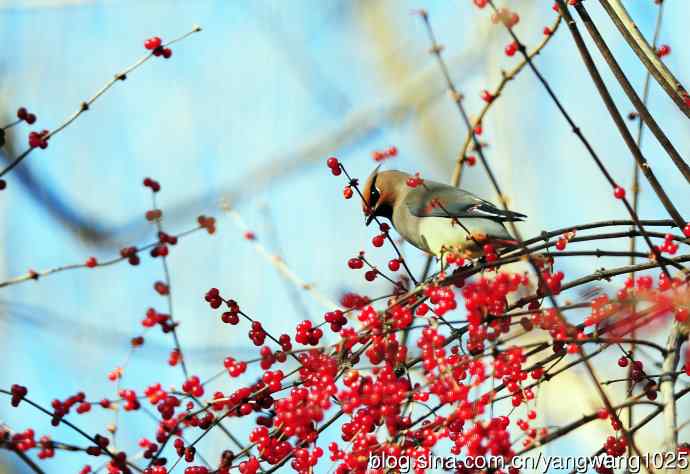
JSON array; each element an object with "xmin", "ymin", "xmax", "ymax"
[
  {"xmin": 162, "ymin": 48, "xmax": 173, "ymax": 59},
  {"xmin": 683, "ymin": 223, "xmax": 690, "ymax": 237},
  {"xmin": 388, "ymin": 259, "xmax": 401, "ymax": 271},
  {"xmin": 144, "ymin": 37, "xmax": 162, "ymax": 50},
  {"xmin": 372, "ymin": 235, "xmax": 385, "ymax": 248},
  {"xmin": 326, "ymin": 157, "xmax": 339, "ymax": 169},
  {"xmin": 555, "ymin": 239, "xmax": 566, "ymax": 251},
  {"xmin": 504, "ymin": 41, "xmax": 518, "ymax": 57},
  {"xmin": 509, "ymin": 12, "xmax": 520, "ymax": 26},
  {"xmin": 343, "ymin": 186, "xmax": 353, "ymax": 199},
  {"xmin": 85, "ymin": 257, "xmax": 97, "ymax": 268},
  {"xmin": 480, "ymin": 89, "xmax": 494, "ymax": 103},
  {"xmin": 347, "ymin": 258, "xmax": 363, "ymax": 269},
  {"xmin": 145, "ymin": 209, "xmax": 162, "ymax": 221},
  {"xmin": 143, "ymin": 177, "xmax": 161, "ymax": 192},
  {"xmin": 613, "ymin": 186, "xmax": 625, "ymax": 199},
  {"xmin": 656, "ymin": 44, "xmax": 671, "ymax": 57}
]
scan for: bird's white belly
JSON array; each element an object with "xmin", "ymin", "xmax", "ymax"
[
  {"xmin": 418, "ymin": 217, "xmax": 475, "ymax": 257},
  {"xmin": 415, "ymin": 217, "xmax": 512, "ymax": 257}
]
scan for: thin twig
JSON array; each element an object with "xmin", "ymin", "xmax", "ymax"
[
  {"xmin": 0, "ymin": 26, "xmax": 202, "ymax": 181},
  {"xmin": 560, "ymin": 2, "xmax": 686, "ymax": 230}
]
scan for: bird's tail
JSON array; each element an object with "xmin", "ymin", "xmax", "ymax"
[{"xmin": 500, "ymin": 210, "xmax": 527, "ymax": 221}]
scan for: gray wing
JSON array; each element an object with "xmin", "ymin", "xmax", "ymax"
[{"xmin": 404, "ymin": 180, "xmax": 527, "ymax": 222}]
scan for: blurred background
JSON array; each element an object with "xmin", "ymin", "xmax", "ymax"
[{"xmin": 0, "ymin": 0, "xmax": 688, "ymax": 472}]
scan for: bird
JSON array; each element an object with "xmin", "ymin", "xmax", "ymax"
[{"xmin": 361, "ymin": 167, "xmax": 526, "ymax": 260}]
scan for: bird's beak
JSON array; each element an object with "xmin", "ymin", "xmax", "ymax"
[{"xmin": 365, "ymin": 203, "xmax": 377, "ymax": 226}]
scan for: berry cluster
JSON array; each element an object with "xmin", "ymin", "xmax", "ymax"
[
  {"xmin": 5, "ymin": 429, "xmax": 36, "ymax": 453},
  {"xmin": 17, "ymin": 106, "xmax": 37, "ymax": 124},
  {"xmin": 204, "ymin": 287, "xmax": 223, "ymax": 308},
  {"xmin": 324, "ymin": 309, "xmax": 347, "ymax": 332},
  {"xmin": 491, "ymin": 7, "xmax": 520, "ymax": 27},
  {"xmin": 144, "ymin": 36, "xmax": 173, "ymax": 58},
  {"xmin": 259, "ymin": 346, "xmax": 287, "ymax": 370},
  {"xmin": 120, "ymin": 246, "xmax": 141, "ymax": 265},
  {"xmin": 182, "ymin": 376, "xmax": 204, "ymax": 397},
  {"xmin": 28, "ymin": 129, "xmax": 49, "ymax": 149},
  {"xmin": 371, "ymin": 146, "xmax": 398, "ymax": 162},
  {"xmin": 654, "ymin": 233, "xmax": 679, "ymax": 255},
  {"xmin": 295, "ymin": 320, "xmax": 324, "ymax": 346},
  {"xmin": 326, "ymin": 156, "xmax": 341, "ymax": 176},
  {"xmin": 198, "ymin": 215, "xmax": 216, "ymax": 234},
  {"xmin": 539, "ymin": 269, "xmax": 565, "ymax": 296},
  {"xmin": 221, "ymin": 300, "xmax": 241, "ymax": 324},
  {"xmin": 156, "ymin": 394, "xmax": 181, "ymax": 421},
  {"xmin": 405, "ymin": 172, "xmax": 424, "ymax": 188},
  {"xmin": 339, "ymin": 292, "xmax": 369, "ymax": 310},
  {"xmin": 142, "ymin": 307, "xmax": 176, "ymax": 333},
  {"xmin": 118, "ymin": 389, "xmax": 141, "ymax": 411},
  {"xmin": 10, "ymin": 383, "xmax": 27, "ymax": 407},
  {"xmin": 224, "ymin": 356, "xmax": 248, "ymax": 377}
]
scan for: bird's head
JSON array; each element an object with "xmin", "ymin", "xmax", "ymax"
[{"xmin": 361, "ymin": 166, "xmax": 408, "ymax": 226}]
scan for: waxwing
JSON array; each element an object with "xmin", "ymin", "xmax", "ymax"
[{"xmin": 361, "ymin": 168, "xmax": 526, "ymax": 259}]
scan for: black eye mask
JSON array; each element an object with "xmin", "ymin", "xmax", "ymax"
[{"xmin": 369, "ymin": 174, "xmax": 380, "ymax": 209}]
